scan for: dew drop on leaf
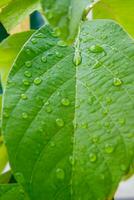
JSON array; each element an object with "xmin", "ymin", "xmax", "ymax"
[
  {"xmin": 92, "ymin": 136, "xmax": 99, "ymax": 144},
  {"xmin": 57, "ymin": 40, "xmax": 67, "ymax": 47},
  {"xmin": 73, "ymin": 50, "xmax": 82, "ymax": 66},
  {"xmin": 69, "ymin": 155, "xmax": 74, "ymax": 165},
  {"xmin": 89, "ymin": 153, "xmax": 97, "ymax": 163},
  {"xmin": 56, "ymin": 51, "xmax": 63, "ymax": 58},
  {"xmin": 81, "ymin": 122, "xmax": 88, "ymax": 129},
  {"xmin": 106, "ymin": 97, "xmax": 112, "ymax": 104},
  {"xmin": 56, "ymin": 118, "xmax": 64, "ymax": 127},
  {"xmin": 24, "ymin": 71, "xmax": 32, "ymax": 78},
  {"xmin": 53, "ymin": 27, "xmax": 61, "ymax": 37},
  {"xmin": 56, "ymin": 168, "xmax": 65, "ymax": 180},
  {"xmin": 46, "ymin": 106, "xmax": 52, "ymax": 113},
  {"xmin": 94, "ymin": 61, "xmax": 102, "ymax": 69},
  {"xmin": 31, "ymin": 38, "xmax": 37, "ymax": 44},
  {"xmin": 118, "ymin": 118, "xmax": 125, "ymax": 125},
  {"xmin": 22, "ymin": 112, "xmax": 28, "ymax": 119},
  {"xmin": 41, "ymin": 56, "xmax": 47, "ymax": 63},
  {"xmin": 50, "ymin": 142, "xmax": 55, "ymax": 147},
  {"xmin": 34, "ymin": 77, "xmax": 42, "ymax": 85},
  {"xmin": 113, "ymin": 77, "xmax": 122, "ymax": 86},
  {"xmin": 15, "ymin": 172, "xmax": 24, "ymax": 184},
  {"xmin": 25, "ymin": 61, "xmax": 32, "ymax": 68},
  {"xmin": 89, "ymin": 44, "xmax": 104, "ymax": 53},
  {"xmin": 21, "ymin": 94, "xmax": 28, "ymax": 100},
  {"xmin": 105, "ymin": 144, "xmax": 114, "ymax": 154},
  {"xmin": 23, "ymin": 79, "xmax": 30, "ymax": 86},
  {"xmin": 61, "ymin": 98, "xmax": 70, "ymax": 106},
  {"xmin": 102, "ymin": 109, "xmax": 108, "ymax": 116}
]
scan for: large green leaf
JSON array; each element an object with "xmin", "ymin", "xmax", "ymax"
[
  {"xmin": 0, "ymin": 184, "xmax": 29, "ymax": 200},
  {"xmin": 2, "ymin": 20, "xmax": 134, "ymax": 199},
  {"xmin": 0, "ymin": 31, "xmax": 34, "ymax": 87},
  {"xmin": 41, "ymin": 0, "xmax": 91, "ymax": 43},
  {"xmin": 0, "ymin": 0, "xmax": 40, "ymax": 32},
  {"xmin": 93, "ymin": 0, "xmax": 134, "ymax": 37}
]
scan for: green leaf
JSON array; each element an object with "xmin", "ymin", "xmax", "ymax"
[
  {"xmin": 0, "ymin": 184, "xmax": 29, "ymax": 200},
  {"xmin": 0, "ymin": 31, "xmax": 33, "ymax": 174},
  {"xmin": 0, "ymin": 171, "xmax": 11, "ymax": 184},
  {"xmin": 41, "ymin": 0, "xmax": 91, "ymax": 43},
  {"xmin": 0, "ymin": 31, "xmax": 34, "ymax": 88},
  {"xmin": 93, "ymin": 0, "xmax": 134, "ymax": 37},
  {"xmin": 2, "ymin": 20, "xmax": 134, "ymax": 200},
  {"xmin": 0, "ymin": 0, "xmax": 40, "ymax": 32},
  {"xmin": 0, "ymin": 0, "xmax": 11, "ymax": 9}
]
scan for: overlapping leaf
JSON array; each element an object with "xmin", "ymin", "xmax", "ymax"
[
  {"xmin": 93, "ymin": 0, "xmax": 134, "ymax": 37},
  {"xmin": 41, "ymin": 0, "xmax": 91, "ymax": 43},
  {"xmin": 2, "ymin": 20, "xmax": 134, "ymax": 200},
  {"xmin": 0, "ymin": 31, "xmax": 34, "ymax": 87},
  {"xmin": 0, "ymin": 0, "xmax": 40, "ymax": 32}
]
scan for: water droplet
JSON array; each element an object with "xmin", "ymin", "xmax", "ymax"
[
  {"xmin": 81, "ymin": 122, "xmax": 88, "ymax": 129},
  {"xmin": 106, "ymin": 97, "xmax": 112, "ymax": 104},
  {"xmin": 34, "ymin": 77, "xmax": 42, "ymax": 85},
  {"xmin": 23, "ymin": 79, "xmax": 30, "ymax": 86},
  {"xmin": 53, "ymin": 27, "xmax": 61, "ymax": 37},
  {"xmin": 94, "ymin": 61, "xmax": 102, "ymax": 69},
  {"xmin": 56, "ymin": 51, "xmax": 63, "ymax": 58},
  {"xmin": 46, "ymin": 106, "xmax": 52, "ymax": 113},
  {"xmin": 56, "ymin": 118, "xmax": 64, "ymax": 127},
  {"xmin": 21, "ymin": 94, "xmax": 27, "ymax": 100},
  {"xmin": 113, "ymin": 77, "xmax": 122, "ymax": 86},
  {"xmin": 50, "ymin": 142, "xmax": 55, "ymax": 147},
  {"xmin": 105, "ymin": 144, "xmax": 114, "ymax": 154},
  {"xmin": 89, "ymin": 45, "xmax": 104, "ymax": 53},
  {"xmin": 119, "ymin": 118, "xmax": 125, "ymax": 125},
  {"xmin": 56, "ymin": 168, "xmax": 65, "ymax": 180},
  {"xmin": 57, "ymin": 40, "xmax": 67, "ymax": 47},
  {"xmin": 31, "ymin": 38, "xmax": 37, "ymax": 44},
  {"xmin": 25, "ymin": 61, "xmax": 32, "ymax": 68},
  {"xmin": 61, "ymin": 98, "xmax": 70, "ymax": 106},
  {"xmin": 104, "ymin": 121, "xmax": 110, "ymax": 127},
  {"xmin": 73, "ymin": 50, "xmax": 82, "ymax": 66},
  {"xmin": 22, "ymin": 112, "xmax": 28, "ymax": 119},
  {"xmin": 24, "ymin": 71, "xmax": 32, "ymax": 78},
  {"xmin": 26, "ymin": 48, "xmax": 31, "ymax": 54},
  {"xmin": 102, "ymin": 109, "xmax": 108, "ymax": 116},
  {"xmin": 41, "ymin": 56, "xmax": 47, "ymax": 63},
  {"xmin": 69, "ymin": 155, "xmax": 74, "ymax": 165},
  {"xmin": 89, "ymin": 153, "xmax": 97, "ymax": 163},
  {"xmin": 88, "ymin": 97, "xmax": 94, "ymax": 105},
  {"xmin": 92, "ymin": 136, "xmax": 99, "ymax": 144},
  {"xmin": 15, "ymin": 172, "xmax": 24, "ymax": 184}
]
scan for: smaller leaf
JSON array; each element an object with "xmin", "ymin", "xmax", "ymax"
[
  {"xmin": 41, "ymin": 0, "xmax": 92, "ymax": 43},
  {"xmin": 0, "ymin": 31, "xmax": 34, "ymax": 87},
  {"xmin": 0, "ymin": 0, "xmax": 40, "ymax": 32}
]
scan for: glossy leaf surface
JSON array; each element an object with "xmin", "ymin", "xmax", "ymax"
[{"xmin": 2, "ymin": 20, "xmax": 134, "ymax": 199}]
